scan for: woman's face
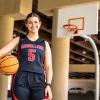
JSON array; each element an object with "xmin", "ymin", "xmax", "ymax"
[{"xmin": 25, "ymin": 16, "xmax": 41, "ymax": 34}]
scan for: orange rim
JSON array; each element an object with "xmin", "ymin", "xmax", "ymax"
[{"xmin": 63, "ymin": 24, "xmax": 78, "ymax": 34}]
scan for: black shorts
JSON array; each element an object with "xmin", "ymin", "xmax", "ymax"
[{"xmin": 11, "ymin": 71, "xmax": 45, "ymax": 100}]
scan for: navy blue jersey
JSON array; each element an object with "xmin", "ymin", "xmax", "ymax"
[{"xmin": 17, "ymin": 35, "xmax": 45, "ymax": 73}]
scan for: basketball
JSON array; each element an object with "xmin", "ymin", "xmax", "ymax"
[{"xmin": 0, "ymin": 55, "xmax": 19, "ymax": 75}]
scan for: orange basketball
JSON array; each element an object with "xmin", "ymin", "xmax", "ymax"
[{"xmin": 0, "ymin": 55, "xmax": 19, "ymax": 75}]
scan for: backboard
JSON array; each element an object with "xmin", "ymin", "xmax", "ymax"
[{"xmin": 57, "ymin": 1, "xmax": 98, "ymax": 37}]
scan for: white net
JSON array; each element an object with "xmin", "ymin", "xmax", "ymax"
[{"xmin": 63, "ymin": 24, "xmax": 78, "ymax": 37}]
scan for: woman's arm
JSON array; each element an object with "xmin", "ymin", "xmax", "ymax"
[
  {"xmin": 0, "ymin": 36, "xmax": 20, "ymax": 58},
  {"xmin": 44, "ymin": 41, "xmax": 53, "ymax": 100},
  {"xmin": 44, "ymin": 41, "xmax": 53, "ymax": 84}
]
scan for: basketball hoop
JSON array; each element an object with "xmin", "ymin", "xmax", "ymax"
[{"xmin": 63, "ymin": 24, "xmax": 78, "ymax": 37}]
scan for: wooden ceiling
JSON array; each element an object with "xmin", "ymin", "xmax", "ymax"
[{"xmin": 13, "ymin": 0, "xmax": 99, "ymax": 79}]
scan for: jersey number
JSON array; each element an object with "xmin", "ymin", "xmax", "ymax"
[{"xmin": 28, "ymin": 49, "xmax": 36, "ymax": 61}]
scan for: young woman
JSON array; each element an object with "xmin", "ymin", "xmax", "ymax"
[{"xmin": 0, "ymin": 12, "xmax": 53, "ymax": 100}]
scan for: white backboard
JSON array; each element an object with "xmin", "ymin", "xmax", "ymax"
[{"xmin": 57, "ymin": 2, "xmax": 98, "ymax": 37}]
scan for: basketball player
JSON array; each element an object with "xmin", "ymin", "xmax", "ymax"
[{"xmin": 0, "ymin": 12, "xmax": 53, "ymax": 100}]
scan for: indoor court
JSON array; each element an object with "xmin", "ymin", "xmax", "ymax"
[{"xmin": 0, "ymin": 0, "xmax": 99, "ymax": 100}]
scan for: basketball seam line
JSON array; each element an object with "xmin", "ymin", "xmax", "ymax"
[
  {"xmin": 0, "ymin": 63, "xmax": 18, "ymax": 68},
  {"xmin": 0, "ymin": 56, "xmax": 18, "ymax": 65}
]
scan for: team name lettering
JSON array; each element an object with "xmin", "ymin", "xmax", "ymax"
[{"xmin": 21, "ymin": 44, "xmax": 44, "ymax": 50}]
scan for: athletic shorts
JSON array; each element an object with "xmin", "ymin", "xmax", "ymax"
[{"xmin": 11, "ymin": 71, "xmax": 45, "ymax": 100}]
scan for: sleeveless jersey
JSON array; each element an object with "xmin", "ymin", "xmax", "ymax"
[{"xmin": 17, "ymin": 35, "xmax": 45, "ymax": 73}]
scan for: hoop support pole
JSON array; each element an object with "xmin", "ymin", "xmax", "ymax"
[{"xmin": 80, "ymin": 35, "xmax": 99, "ymax": 100}]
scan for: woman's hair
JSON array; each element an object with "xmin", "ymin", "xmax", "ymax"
[{"xmin": 25, "ymin": 12, "xmax": 41, "ymax": 23}]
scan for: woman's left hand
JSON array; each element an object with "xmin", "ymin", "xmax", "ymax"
[{"xmin": 45, "ymin": 85, "xmax": 52, "ymax": 100}]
